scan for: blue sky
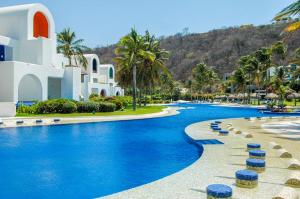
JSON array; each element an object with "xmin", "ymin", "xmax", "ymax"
[{"xmin": 0, "ymin": 0, "xmax": 295, "ymax": 47}]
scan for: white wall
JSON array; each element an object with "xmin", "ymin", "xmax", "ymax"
[
  {"xmin": 18, "ymin": 74, "xmax": 42, "ymax": 101},
  {"xmin": 0, "ymin": 61, "xmax": 65, "ymax": 102},
  {"xmin": 0, "ymin": 63, "xmax": 14, "ymax": 102},
  {"xmin": 61, "ymin": 67, "xmax": 81, "ymax": 101},
  {"xmin": 0, "ymin": 4, "xmax": 59, "ymax": 68},
  {"xmin": 0, "ymin": 102, "xmax": 16, "ymax": 117}
]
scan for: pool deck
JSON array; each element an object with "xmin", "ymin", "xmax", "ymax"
[
  {"xmin": 102, "ymin": 116, "xmax": 300, "ymax": 199},
  {"xmin": 0, "ymin": 107, "xmax": 179, "ymax": 129}
]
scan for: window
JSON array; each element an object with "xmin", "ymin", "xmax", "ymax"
[
  {"xmin": 91, "ymin": 88, "xmax": 98, "ymax": 94},
  {"xmin": 100, "ymin": 89, "xmax": 106, "ymax": 97},
  {"xmin": 93, "ymin": 78, "xmax": 98, "ymax": 83},
  {"xmin": 81, "ymin": 74, "xmax": 85, "ymax": 83},
  {"xmin": 0, "ymin": 45, "xmax": 4, "ymax": 61},
  {"xmin": 33, "ymin": 12, "xmax": 49, "ymax": 38},
  {"xmin": 92, "ymin": 59, "xmax": 97, "ymax": 73},
  {"xmin": 109, "ymin": 67, "xmax": 113, "ymax": 79}
]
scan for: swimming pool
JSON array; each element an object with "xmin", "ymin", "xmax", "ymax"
[{"xmin": 0, "ymin": 104, "xmax": 270, "ymax": 198}]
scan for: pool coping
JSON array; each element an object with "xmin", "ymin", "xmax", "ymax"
[
  {"xmin": 102, "ymin": 116, "xmax": 300, "ymax": 199},
  {"xmin": 0, "ymin": 107, "xmax": 180, "ymax": 129}
]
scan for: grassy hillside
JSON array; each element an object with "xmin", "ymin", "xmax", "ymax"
[{"xmin": 93, "ymin": 23, "xmax": 300, "ymax": 81}]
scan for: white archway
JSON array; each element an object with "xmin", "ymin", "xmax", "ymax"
[{"xmin": 18, "ymin": 74, "xmax": 43, "ymax": 101}]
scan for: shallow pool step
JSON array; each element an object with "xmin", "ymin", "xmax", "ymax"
[{"xmin": 195, "ymin": 139, "xmax": 224, "ymax": 145}]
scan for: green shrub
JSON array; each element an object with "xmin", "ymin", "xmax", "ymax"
[
  {"xmin": 164, "ymin": 100, "xmax": 171, "ymax": 104},
  {"xmin": 62, "ymin": 101, "xmax": 77, "ymax": 113},
  {"xmin": 98, "ymin": 102, "xmax": 116, "ymax": 112},
  {"xmin": 89, "ymin": 93, "xmax": 100, "ymax": 100},
  {"xmin": 90, "ymin": 96, "xmax": 132, "ymax": 110},
  {"xmin": 77, "ymin": 101, "xmax": 99, "ymax": 113},
  {"xmin": 17, "ymin": 104, "xmax": 37, "ymax": 114},
  {"xmin": 35, "ymin": 99, "xmax": 76, "ymax": 114},
  {"xmin": 112, "ymin": 99, "xmax": 123, "ymax": 110},
  {"xmin": 89, "ymin": 96, "xmax": 104, "ymax": 103}
]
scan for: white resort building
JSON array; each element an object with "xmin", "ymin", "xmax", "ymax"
[{"xmin": 0, "ymin": 3, "xmax": 123, "ymax": 107}]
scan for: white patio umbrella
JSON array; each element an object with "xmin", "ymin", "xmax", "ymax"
[
  {"xmin": 287, "ymin": 92, "xmax": 300, "ymax": 106},
  {"xmin": 228, "ymin": 94, "xmax": 236, "ymax": 99},
  {"xmin": 265, "ymin": 93, "xmax": 279, "ymax": 100},
  {"xmin": 250, "ymin": 93, "xmax": 257, "ymax": 98},
  {"xmin": 237, "ymin": 93, "xmax": 248, "ymax": 99}
]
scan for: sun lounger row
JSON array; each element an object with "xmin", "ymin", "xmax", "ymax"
[{"xmin": 0, "ymin": 118, "xmax": 61, "ymax": 127}]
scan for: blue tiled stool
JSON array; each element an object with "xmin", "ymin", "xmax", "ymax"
[
  {"xmin": 212, "ymin": 127, "xmax": 222, "ymax": 131},
  {"xmin": 246, "ymin": 158, "xmax": 265, "ymax": 173},
  {"xmin": 219, "ymin": 130, "xmax": 229, "ymax": 136},
  {"xmin": 249, "ymin": 150, "xmax": 266, "ymax": 160},
  {"xmin": 247, "ymin": 143, "xmax": 261, "ymax": 151},
  {"xmin": 207, "ymin": 184, "xmax": 232, "ymax": 199},
  {"xmin": 236, "ymin": 169, "xmax": 258, "ymax": 188}
]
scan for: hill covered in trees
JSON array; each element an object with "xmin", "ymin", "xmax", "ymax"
[{"xmin": 93, "ymin": 23, "xmax": 300, "ymax": 81}]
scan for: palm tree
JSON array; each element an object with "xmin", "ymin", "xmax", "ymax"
[
  {"xmin": 233, "ymin": 67, "xmax": 247, "ymax": 103},
  {"xmin": 192, "ymin": 63, "xmax": 208, "ymax": 94},
  {"xmin": 291, "ymin": 66, "xmax": 300, "ymax": 91},
  {"xmin": 274, "ymin": 0, "xmax": 300, "ymax": 32},
  {"xmin": 291, "ymin": 47, "xmax": 300, "ymax": 65},
  {"xmin": 160, "ymin": 73, "xmax": 175, "ymax": 101},
  {"xmin": 271, "ymin": 41, "xmax": 287, "ymax": 66},
  {"xmin": 137, "ymin": 31, "xmax": 169, "ymax": 102},
  {"xmin": 271, "ymin": 67, "xmax": 289, "ymax": 106},
  {"xmin": 239, "ymin": 55, "xmax": 257, "ymax": 103},
  {"xmin": 114, "ymin": 28, "xmax": 155, "ymax": 110},
  {"xmin": 57, "ymin": 28, "xmax": 89, "ymax": 68},
  {"xmin": 206, "ymin": 69, "xmax": 219, "ymax": 93}
]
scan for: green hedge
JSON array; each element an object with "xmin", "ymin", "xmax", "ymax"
[
  {"xmin": 76, "ymin": 101, "xmax": 99, "ymax": 113},
  {"xmin": 17, "ymin": 99, "xmax": 116, "ymax": 114},
  {"xmin": 89, "ymin": 96, "xmax": 132, "ymax": 110},
  {"xmin": 98, "ymin": 102, "xmax": 116, "ymax": 112},
  {"xmin": 62, "ymin": 101, "xmax": 77, "ymax": 113},
  {"xmin": 35, "ymin": 99, "xmax": 76, "ymax": 114}
]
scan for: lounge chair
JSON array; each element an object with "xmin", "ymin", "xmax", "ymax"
[
  {"xmin": 272, "ymin": 187, "xmax": 298, "ymax": 199},
  {"xmin": 285, "ymin": 172, "xmax": 300, "ymax": 188},
  {"xmin": 36, "ymin": 119, "xmax": 43, "ymax": 124},
  {"xmin": 269, "ymin": 142, "xmax": 282, "ymax": 149},
  {"xmin": 277, "ymin": 149, "xmax": 292, "ymax": 158},
  {"xmin": 288, "ymin": 159, "xmax": 300, "ymax": 170},
  {"xmin": 16, "ymin": 120, "xmax": 24, "ymax": 125}
]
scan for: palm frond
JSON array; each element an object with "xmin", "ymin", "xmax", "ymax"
[
  {"xmin": 274, "ymin": 0, "xmax": 300, "ymax": 21},
  {"xmin": 284, "ymin": 21, "xmax": 300, "ymax": 32}
]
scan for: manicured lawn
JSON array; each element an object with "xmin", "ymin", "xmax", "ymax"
[{"xmin": 16, "ymin": 106, "xmax": 165, "ymax": 118}]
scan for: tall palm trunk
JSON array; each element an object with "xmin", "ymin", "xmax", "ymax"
[
  {"xmin": 68, "ymin": 56, "xmax": 72, "ymax": 66},
  {"xmin": 256, "ymin": 74, "xmax": 261, "ymax": 106},
  {"xmin": 139, "ymin": 89, "xmax": 142, "ymax": 107},
  {"xmin": 132, "ymin": 65, "xmax": 137, "ymax": 111}
]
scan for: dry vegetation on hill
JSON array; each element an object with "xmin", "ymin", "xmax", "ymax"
[{"xmin": 93, "ymin": 23, "xmax": 300, "ymax": 81}]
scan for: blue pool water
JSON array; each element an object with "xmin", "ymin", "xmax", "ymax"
[{"xmin": 0, "ymin": 104, "xmax": 277, "ymax": 198}]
